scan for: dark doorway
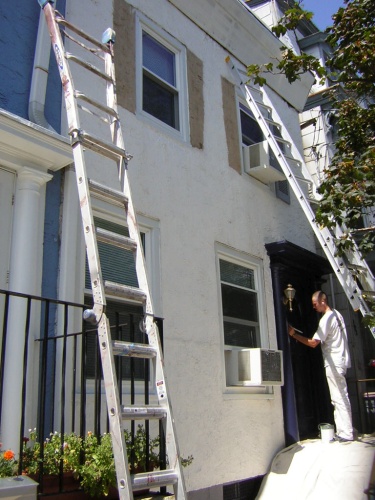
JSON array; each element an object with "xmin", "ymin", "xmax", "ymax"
[{"xmin": 266, "ymin": 240, "xmax": 334, "ymax": 442}]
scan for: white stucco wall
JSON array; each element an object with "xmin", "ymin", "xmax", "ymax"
[{"xmin": 63, "ymin": 0, "xmax": 317, "ymax": 493}]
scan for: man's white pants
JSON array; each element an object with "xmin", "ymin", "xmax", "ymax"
[{"xmin": 325, "ymin": 364, "xmax": 353, "ymax": 440}]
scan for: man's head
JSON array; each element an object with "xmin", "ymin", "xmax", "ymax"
[{"xmin": 312, "ymin": 291, "xmax": 329, "ymax": 313}]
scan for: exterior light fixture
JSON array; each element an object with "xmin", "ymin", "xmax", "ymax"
[{"xmin": 284, "ymin": 284, "xmax": 296, "ymax": 311}]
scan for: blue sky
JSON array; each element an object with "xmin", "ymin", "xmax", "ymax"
[{"xmin": 301, "ymin": 0, "xmax": 346, "ymax": 30}]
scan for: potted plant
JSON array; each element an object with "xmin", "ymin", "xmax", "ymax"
[
  {"xmin": 78, "ymin": 432, "xmax": 117, "ymax": 498},
  {"xmin": 2, "ymin": 426, "xmax": 193, "ymax": 498},
  {"xmin": 0, "ymin": 448, "xmax": 17, "ymax": 478}
]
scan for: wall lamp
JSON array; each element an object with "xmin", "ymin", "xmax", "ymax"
[{"xmin": 283, "ymin": 284, "xmax": 296, "ymax": 311}]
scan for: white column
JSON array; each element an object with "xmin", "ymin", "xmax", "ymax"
[
  {"xmin": 1, "ymin": 167, "xmax": 52, "ymax": 451},
  {"xmin": 54, "ymin": 166, "xmax": 85, "ymax": 432}
]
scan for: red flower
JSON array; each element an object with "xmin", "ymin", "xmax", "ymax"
[{"xmin": 3, "ymin": 450, "xmax": 15, "ymax": 461}]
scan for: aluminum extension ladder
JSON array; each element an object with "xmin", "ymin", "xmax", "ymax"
[
  {"xmin": 38, "ymin": 1, "xmax": 187, "ymax": 498},
  {"xmin": 226, "ymin": 56, "xmax": 375, "ymax": 335}
]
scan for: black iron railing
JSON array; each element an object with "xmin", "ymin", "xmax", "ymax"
[{"xmin": 0, "ymin": 288, "xmax": 165, "ymax": 496}]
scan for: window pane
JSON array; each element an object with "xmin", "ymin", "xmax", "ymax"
[
  {"xmin": 143, "ymin": 74, "xmax": 178, "ymax": 128},
  {"xmin": 143, "ymin": 32, "xmax": 175, "ymax": 86},
  {"xmin": 224, "ymin": 321, "xmax": 259, "ymax": 348},
  {"xmin": 220, "ymin": 260, "xmax": 255, "ymax": 289},
  {"xmin": 85, "ymin": 218, "xmax": 139, "ymax": 289},
  {"xmin": 221, "ymin": 283, "xmax": 258, "ymax": 322},
  {"xmin": 240, "ymin": 109, "xmax": 263, "ymax": 145}
]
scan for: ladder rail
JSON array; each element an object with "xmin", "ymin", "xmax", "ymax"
[
  {"xmin": 226, "ymin": 57, "xmax": 374, "ymax": 318},
  {"xmin": 103, "ymin": 47, "xmax": 154, "ymax": 321}
]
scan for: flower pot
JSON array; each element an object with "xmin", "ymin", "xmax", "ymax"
[{"xmin": 28, "ymin": 471, "xmax": 83, "ymax": 497}]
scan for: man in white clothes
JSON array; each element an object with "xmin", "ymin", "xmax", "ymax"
[{"xmin": 288, "ymin": 290, "xmax": 354, "ymax": 442}]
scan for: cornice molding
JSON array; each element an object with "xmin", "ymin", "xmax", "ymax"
[{"xmin": 0, "ymin": 109, "xmax": 72, "ymax": 173}]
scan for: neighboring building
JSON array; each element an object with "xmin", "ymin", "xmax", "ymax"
[{"xmin": 0, "ymin": 1, "xmax": 373, "ymax": 499}]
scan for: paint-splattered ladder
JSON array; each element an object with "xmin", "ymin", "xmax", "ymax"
[{"xmin": 38, "ymin": 1, "xmax": 187, "ymax": 498}]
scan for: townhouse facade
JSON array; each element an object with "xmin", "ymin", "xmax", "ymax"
[{"xmin": 1, "ymin": 1, "xmax": 373, "ymax": 498}]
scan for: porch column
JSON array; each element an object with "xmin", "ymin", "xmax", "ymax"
[
  {"xmin": 270, "ymin": 263, "xmax": 299, "ymax": 446},
  {"xmin": 1, "ymin": 167, "xmax": 52, "ymax": 451}
]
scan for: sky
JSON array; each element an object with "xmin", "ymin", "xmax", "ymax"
[{"xmin": 300, "ymin": 0, "xmax": 346, "ymax": 30}]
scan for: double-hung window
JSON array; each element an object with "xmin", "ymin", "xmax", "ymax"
[
  {"xmin": 137, "ymin": 16, "xmax": 188, "ymax": 138},
  {"xmin": 84, "ymin": 218, "xmax": 145, "ymax": 381},
  {"xmin": 217, "ymin": 244, "xmax": 269, "ymax": 391},
  {"xmin": 240, "ymin": 102, "xmax": 290, "ymax": 202},
  {"xmin": 143, "ymin": 32, "xmax": 178, "ymax": 128},
  {"xmin": 84, "ymin": 215, "xmax": 161, "ymax": 388},
  {"xmin": 240, "ymin": 103, "xmax": 264, "ymax": 147},
  {"xmin": 220, "ymin": 258, "xmax": 261, "ymax": 349}
]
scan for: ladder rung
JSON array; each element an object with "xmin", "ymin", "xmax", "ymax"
[
  {"xmin": 56, "ymin": 16, "xmax": 111, "ymax": 52},
  {"xmin": 131, "ymin": 469, "xmax": 178, "ymax": 491},
  {"xmin": 72, "ymin": 130, "xmax": 127, "ymax": 161},
  {"xmin": 247, "ymin": 85, "xmax": 263, "ymax": 98},
  {"xmin": 96, "ymin": 227, "xmax": 137, "ymax": 252},
  {"xmin": 104, "ymin": 281, "xmax": 147, "ymax": 303},
  {"xmin": 66, "ymin": 53, "xmax": 113, "ymax": 81},
  {"xmin": 347, "ymin": 263, "xmax": 368, "ymax": 273},
  {"xmin": 256, "ymin": 102, "xmax": 272, "ymax": 119},
  {"xmin": 88, "ymin": 179, "xmax": 128, "ymax": 206},
  {"xmin": 112, "ymin": 341, "xmax": 157, "ymax": 359},
  {"xmin": 285, "ymin": 157, "xmax": 302, "ymax": 170},
  {"xmin": 276, "ymin": 137, "xmax": 291, "ymax": 148},
  {"xmin": 75, "ymin": 91, "xmax": 118, "ymax": 118},
  {"xmin": 122, "ymin": 406, "xmax": 167, "ymax": 420},
  {"xmin": 350, "ymin": 226, "xmax": 375, "ymax": 234},
  {"xmin": 265, "ymin": 118, "xmax": 282, "ymax": 137}
]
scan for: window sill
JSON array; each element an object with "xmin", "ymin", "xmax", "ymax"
[{"xmin": 223, "ymin": 385, "xmax": 276, "ymax": 400}]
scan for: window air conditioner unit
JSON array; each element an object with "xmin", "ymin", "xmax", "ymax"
[
  {"xmin": 226, "ymin": 348, "xmax": 284, "ymax": 386},
  {"xmin": 243, "ymin": 141, "xmax": 286, "ymax": 184}
]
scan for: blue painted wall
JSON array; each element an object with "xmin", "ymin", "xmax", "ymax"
[
  {"xmin": 0, "ymin": 0, "xmax": 66, "ymax": 301},
  {"xmin": 0, "ymin": 0, "xmax": 65, "ymax": 131},
  {"xmin": 0, "ymin": 1, "xmax": 40, "ymax": 118}
]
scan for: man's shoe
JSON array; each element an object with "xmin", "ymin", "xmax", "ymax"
[{"xmin": 334, "ymin": 435, "xmax": 353, "ymax": 443}]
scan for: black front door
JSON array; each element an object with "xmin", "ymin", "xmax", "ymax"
[
  {"xmin": 285, "ymin": 281, "xmax": 333, "ymax": 439},
  {"xmin": 266, "ymin": 241, "xmax": 334, "ymax": 442}
]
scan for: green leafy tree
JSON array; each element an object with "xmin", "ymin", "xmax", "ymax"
[{"xmin": 247, "ymin": 0, "xmax": 375, "ymax": 257}]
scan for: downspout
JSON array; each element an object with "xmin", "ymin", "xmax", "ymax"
[{"xmin": 28, "ymin": 10, "xmax": 56, "ymax": 131}]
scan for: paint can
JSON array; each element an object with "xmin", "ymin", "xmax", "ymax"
[{"xmin": 318, "ymin": 423, "xmax": 335, "ymax": 443}]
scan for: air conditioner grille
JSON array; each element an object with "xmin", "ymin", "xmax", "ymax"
[{"xmin": 261, "ymin": 350, "xmax": 282, "ymax": 382}]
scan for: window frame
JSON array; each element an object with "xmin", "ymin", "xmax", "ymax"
[
  {"xmin": 215, "ymin": 242, "xmax": 273, "ymax": 397},
  {"xmin": 239, "ymin": 102, "xmax": 264, "ymax": 148},
  {"xmin": 83, "ymin": 203, "xmax": 161, "ymax": 397},
  {"xmin": 237, "ymin": 95, "xmax": 291, "ymax": 203},
  {"xmin": 135, "ymin": 13, "xmax": 189, "ymax": 141}
]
